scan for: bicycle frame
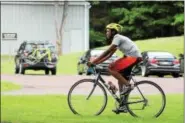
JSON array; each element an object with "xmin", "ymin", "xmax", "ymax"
[
  {"xmin": 28, "ymin": 48, "xmax": 52, "ymax": 62},
  {"xmin": 87, "ymin": 65, "xmax": 147, "ymax": 107}
]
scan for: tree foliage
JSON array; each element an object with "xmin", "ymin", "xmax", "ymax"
[{"xmin": 89, "ymin": 1, "xmax": 184, "ymax": 48}]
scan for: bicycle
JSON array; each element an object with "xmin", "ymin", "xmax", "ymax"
[
  {"xmin": 67, "ymin": 61, "xmax": 166, "ymax": 118},
  {"xmin": 23, "ymin": 48, "xmax": 57, "ymax": 68}
]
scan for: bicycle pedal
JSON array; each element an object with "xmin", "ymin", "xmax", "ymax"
[{"xmin": 112, "ymin": 109, "xmax": 120, "ymax": 114}]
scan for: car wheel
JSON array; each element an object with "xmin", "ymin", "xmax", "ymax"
[
  {"xmin": 15, "ymin": 68, "xmax": 19, "ymax": 74},
  {"xmin": 15, "ymin": 58, "xmax": 20, "ymax": 74},
  {"xmin": 158, "ymin": 74, "xmax": 164, "ymax": 78},
  {"xmin": 86, "ymin": 72, "xmax": 91, "ymax": 75},
  {"xmin": 78, "ymin": 72, "xmax": 83, "ymax": 75},
  {"xmin": 19, "ymin": 63, "xmax": 25, "ymax": 75},
  {"xmin": 15, "ymin": 65, "xmax": 19, "ymax": 74},
  {"xmin": 172, "ymin": 73, "xmax": 180, "ymax": 78},
  {"xmin": 141, "ymin": 66, "xmax": 149, "ymax": 77},
  {"xmin": 77, "ymin": 64, "xmax": 83, "ymax": 75},
  {"xmin": 51, "ymin": 67, "xmax": 56, "ymax": 75},
  {"xmin": 45, "ymin": 69, "xmax": 50, "ymax": 75}
]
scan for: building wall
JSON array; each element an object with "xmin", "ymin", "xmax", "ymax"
[{"xmin": 1, "ymin": 1, "xmax": 90, "ymax": 55}]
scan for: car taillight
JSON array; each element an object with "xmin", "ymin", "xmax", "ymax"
[
  {"xmin": 149, "ymin": 59, "xmax": 158, "ymax": 64},
  {"xmin": 173, "ymin": 59, "xmax": 179, "ymax": 64},
  {"xmin": 24, "ymin": 50, "xmax": 28, "ymax": 56}
]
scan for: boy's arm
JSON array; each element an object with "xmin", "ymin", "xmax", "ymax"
[
  {"xmin": 91, "ymin": 44, "xmax": 117, "ymax": 64},
  {"xmin": 95, "ymin": 48, "xmax": 117, "ymax": 64}
]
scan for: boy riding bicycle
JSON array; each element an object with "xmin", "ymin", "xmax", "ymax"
[{"xmin": 88, "ymin": 23, "xmax": 142, "ymax": 113}]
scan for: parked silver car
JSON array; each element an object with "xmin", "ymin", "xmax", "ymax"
[
  {"xmin": 141, "ymin": 51, "xmax": 180, "ymax": 77},
  {"xmin": 77, "ymin": 49, "xmax": 119, "ymax": 75}
]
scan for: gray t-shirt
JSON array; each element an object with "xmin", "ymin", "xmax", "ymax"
[{"xmin": 112, "ymin": 34, "xmax": 142, "ymax": 57}]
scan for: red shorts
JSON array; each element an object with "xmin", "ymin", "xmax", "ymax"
[{"xmin": 109, "ymin": 56, "xmax": 138, "ymax": 72}]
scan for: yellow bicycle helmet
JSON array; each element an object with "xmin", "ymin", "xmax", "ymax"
[{"xmin": 106, "ymin": 23, "xmax": 123, "ymax": 33}]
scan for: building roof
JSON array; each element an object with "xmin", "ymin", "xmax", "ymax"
[{"xmin": 1, "ymin": 1, "xmax": 90, "ymax": 6}]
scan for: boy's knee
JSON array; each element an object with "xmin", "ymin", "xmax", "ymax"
[{"xmin": 108, "ymin": 66, "xmax": 115, "ymax": 72}]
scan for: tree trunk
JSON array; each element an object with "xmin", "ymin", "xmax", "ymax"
[
  {"xmin": 54, "ymin": 1, "xmax": 61, "ymax": 56},
  {"xmin": 55, "ymin": 0, "xmax": 69, "ymax": 56}
]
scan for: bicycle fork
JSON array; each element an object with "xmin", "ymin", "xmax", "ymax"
[{"xmin": 86, "ymin": 74, "xmax": 100, "ymax": 100}]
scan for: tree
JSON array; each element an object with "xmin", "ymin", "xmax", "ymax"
[
  {"xmin": 55, "ymin": 0, "xmax": 69, "ymax": 56},
  {"xmin": 89, "ymin": 1, "xmax": 184, "ymax": 44}
]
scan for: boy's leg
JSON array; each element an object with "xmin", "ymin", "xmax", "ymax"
[
  {"xmin": 108, "ymin": 69, "xmax": 130, "ymax": 86},
  {"xmin": 108, "ymin": 56, "xmax": 138, "ymax": 113},
  {"xmin": 108, "ymin": 56, "xmax": 137, "ymax": 86},
  {"xmin": 118, "ymin": 80, "xmax": 124, "ymax": 93}
]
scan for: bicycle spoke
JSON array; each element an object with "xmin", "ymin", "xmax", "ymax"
[
  {"xmin": 126, "ymin": 81, "xmax": 166, "ymax": 118},
  {"xmin": 68, "ymin": 79, "xmax": 107, "ymax": 116}
]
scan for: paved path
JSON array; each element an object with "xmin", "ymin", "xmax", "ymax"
[{"xmin": 1, "ymin": 74, "xmax": 184, "ymax": 95}]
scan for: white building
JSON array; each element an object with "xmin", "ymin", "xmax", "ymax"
[{"xmin": 1, "ymin": 1, "xmax": 91, "ymax": 55}]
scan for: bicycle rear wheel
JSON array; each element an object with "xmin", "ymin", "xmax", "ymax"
[
  {"xmin": 67, "ymin": 79, "xmax": 108, "ymax": 116},
  {"xmin": 43, "ymin": 56, "xmax": 57, "ymax": 68},
  {"xmin": 126, "ymin": 81, "xmax": 166, "ymax": 118}
]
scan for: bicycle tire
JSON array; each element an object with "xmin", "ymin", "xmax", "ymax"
[
  {"xmin": 43, "ymin": 57, "xmax": 57, "ymax": 68},
  {"xmin": 67, "ymin": 79, "xmax": 108, "ymax": 116},
  {"xmin": 125, "ymin": 80, "xmax": 166, "ymax": 118},
  {"xmin": 24, "ymin": 56, "xmax": 38, "ymax": 65}
]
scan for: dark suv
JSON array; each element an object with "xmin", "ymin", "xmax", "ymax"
[{"xmin": 14, "ymin": 40, "xmax": 58, "ymax": 75}]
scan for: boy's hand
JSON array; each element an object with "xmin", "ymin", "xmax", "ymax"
[{"xmin": 87, "ymin": 61, "xmax": 93, "ymax": 67}]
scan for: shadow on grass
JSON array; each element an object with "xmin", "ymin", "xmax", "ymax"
[{"xmin": 1, "ymin": 121, "xmax": 12, "ymax": 123}]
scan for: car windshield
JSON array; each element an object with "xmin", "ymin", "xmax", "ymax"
[
  {"xmin": 91, "ymin": 50, "xmax": 117, "ymax": 57},
  {"xmin": 45, "ymin": 45, "xmax": 56, "ymax": 52},
  {"xmin": 148, "ymin": 52, "xmax": 175, "ymax": 58},
  {"xmin": 25, "ymin": 43, "xmax": 56, "ymax": 52}
]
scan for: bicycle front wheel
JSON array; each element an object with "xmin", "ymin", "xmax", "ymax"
[
  {"xmin": 67, "ymin": 79, "xmax": 108, "ymax": 116},
  {"xmin": 126, "ymin": 81, "xmax": 166, "ymax": 118}
]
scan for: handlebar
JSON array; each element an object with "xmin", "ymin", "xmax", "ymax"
[{"xmin": 82, "ymin": 60, "xmax": 103, "ymax": 75}]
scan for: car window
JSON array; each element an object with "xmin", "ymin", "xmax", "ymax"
[
  {"xmin": 82, "ymin": 52, "xmax": 86, "ymax": 58},
  {"xmin": 142, "ymin": 53, "xmax": 147, "ymax": 58},
  {"xmin": 44, "ymin": 44, "xmax": 56, "ymax": 52},
  {"xmin": 19, "ymin": 44, "xmax": 24, "ymax": 51},
  {"xmin": 90, "ymin": 50, "xmax": 117, "ymax": 57},
  {"xmin": 91, "ymin": 50, "xmax": 104, "ymax": 57},
  {"xmin": 148, "ymin": 52, "xmax": 175, "ymax": 58},
  {"xmin": 38, "ymin": 44, "xmax": 45, "ymax": 48},
  {"xmin": 85, "ymin": 50, "xmax": 91, "ymax": 57},
  {"xmin": 25, "ymin": 44, "xmax": 33, "ymax": 52}
]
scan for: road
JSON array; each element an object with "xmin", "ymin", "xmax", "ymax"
[{"xmin": 1, "ymin": 74, "xmax": 184, "ymax": 95}]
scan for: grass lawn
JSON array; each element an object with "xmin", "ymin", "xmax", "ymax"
[
  {"xmin": 136, "ymin": 36, "xmax": 184, "ymax": 57},
  {"xmin": 1, "ymin": 36, "xmax": 184, "ymax": 75},
  {"xmin": 1, "ymin": 81, "xmax": 22, "ymax": 91},
  {"xmin": 1, "ymin": 94, "xmax": 183, "ymax": 123}
]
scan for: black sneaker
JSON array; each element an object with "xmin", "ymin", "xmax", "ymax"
[{"xmin": 112, "ymin": 105, "xmax": 128, "ymax": 114}]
